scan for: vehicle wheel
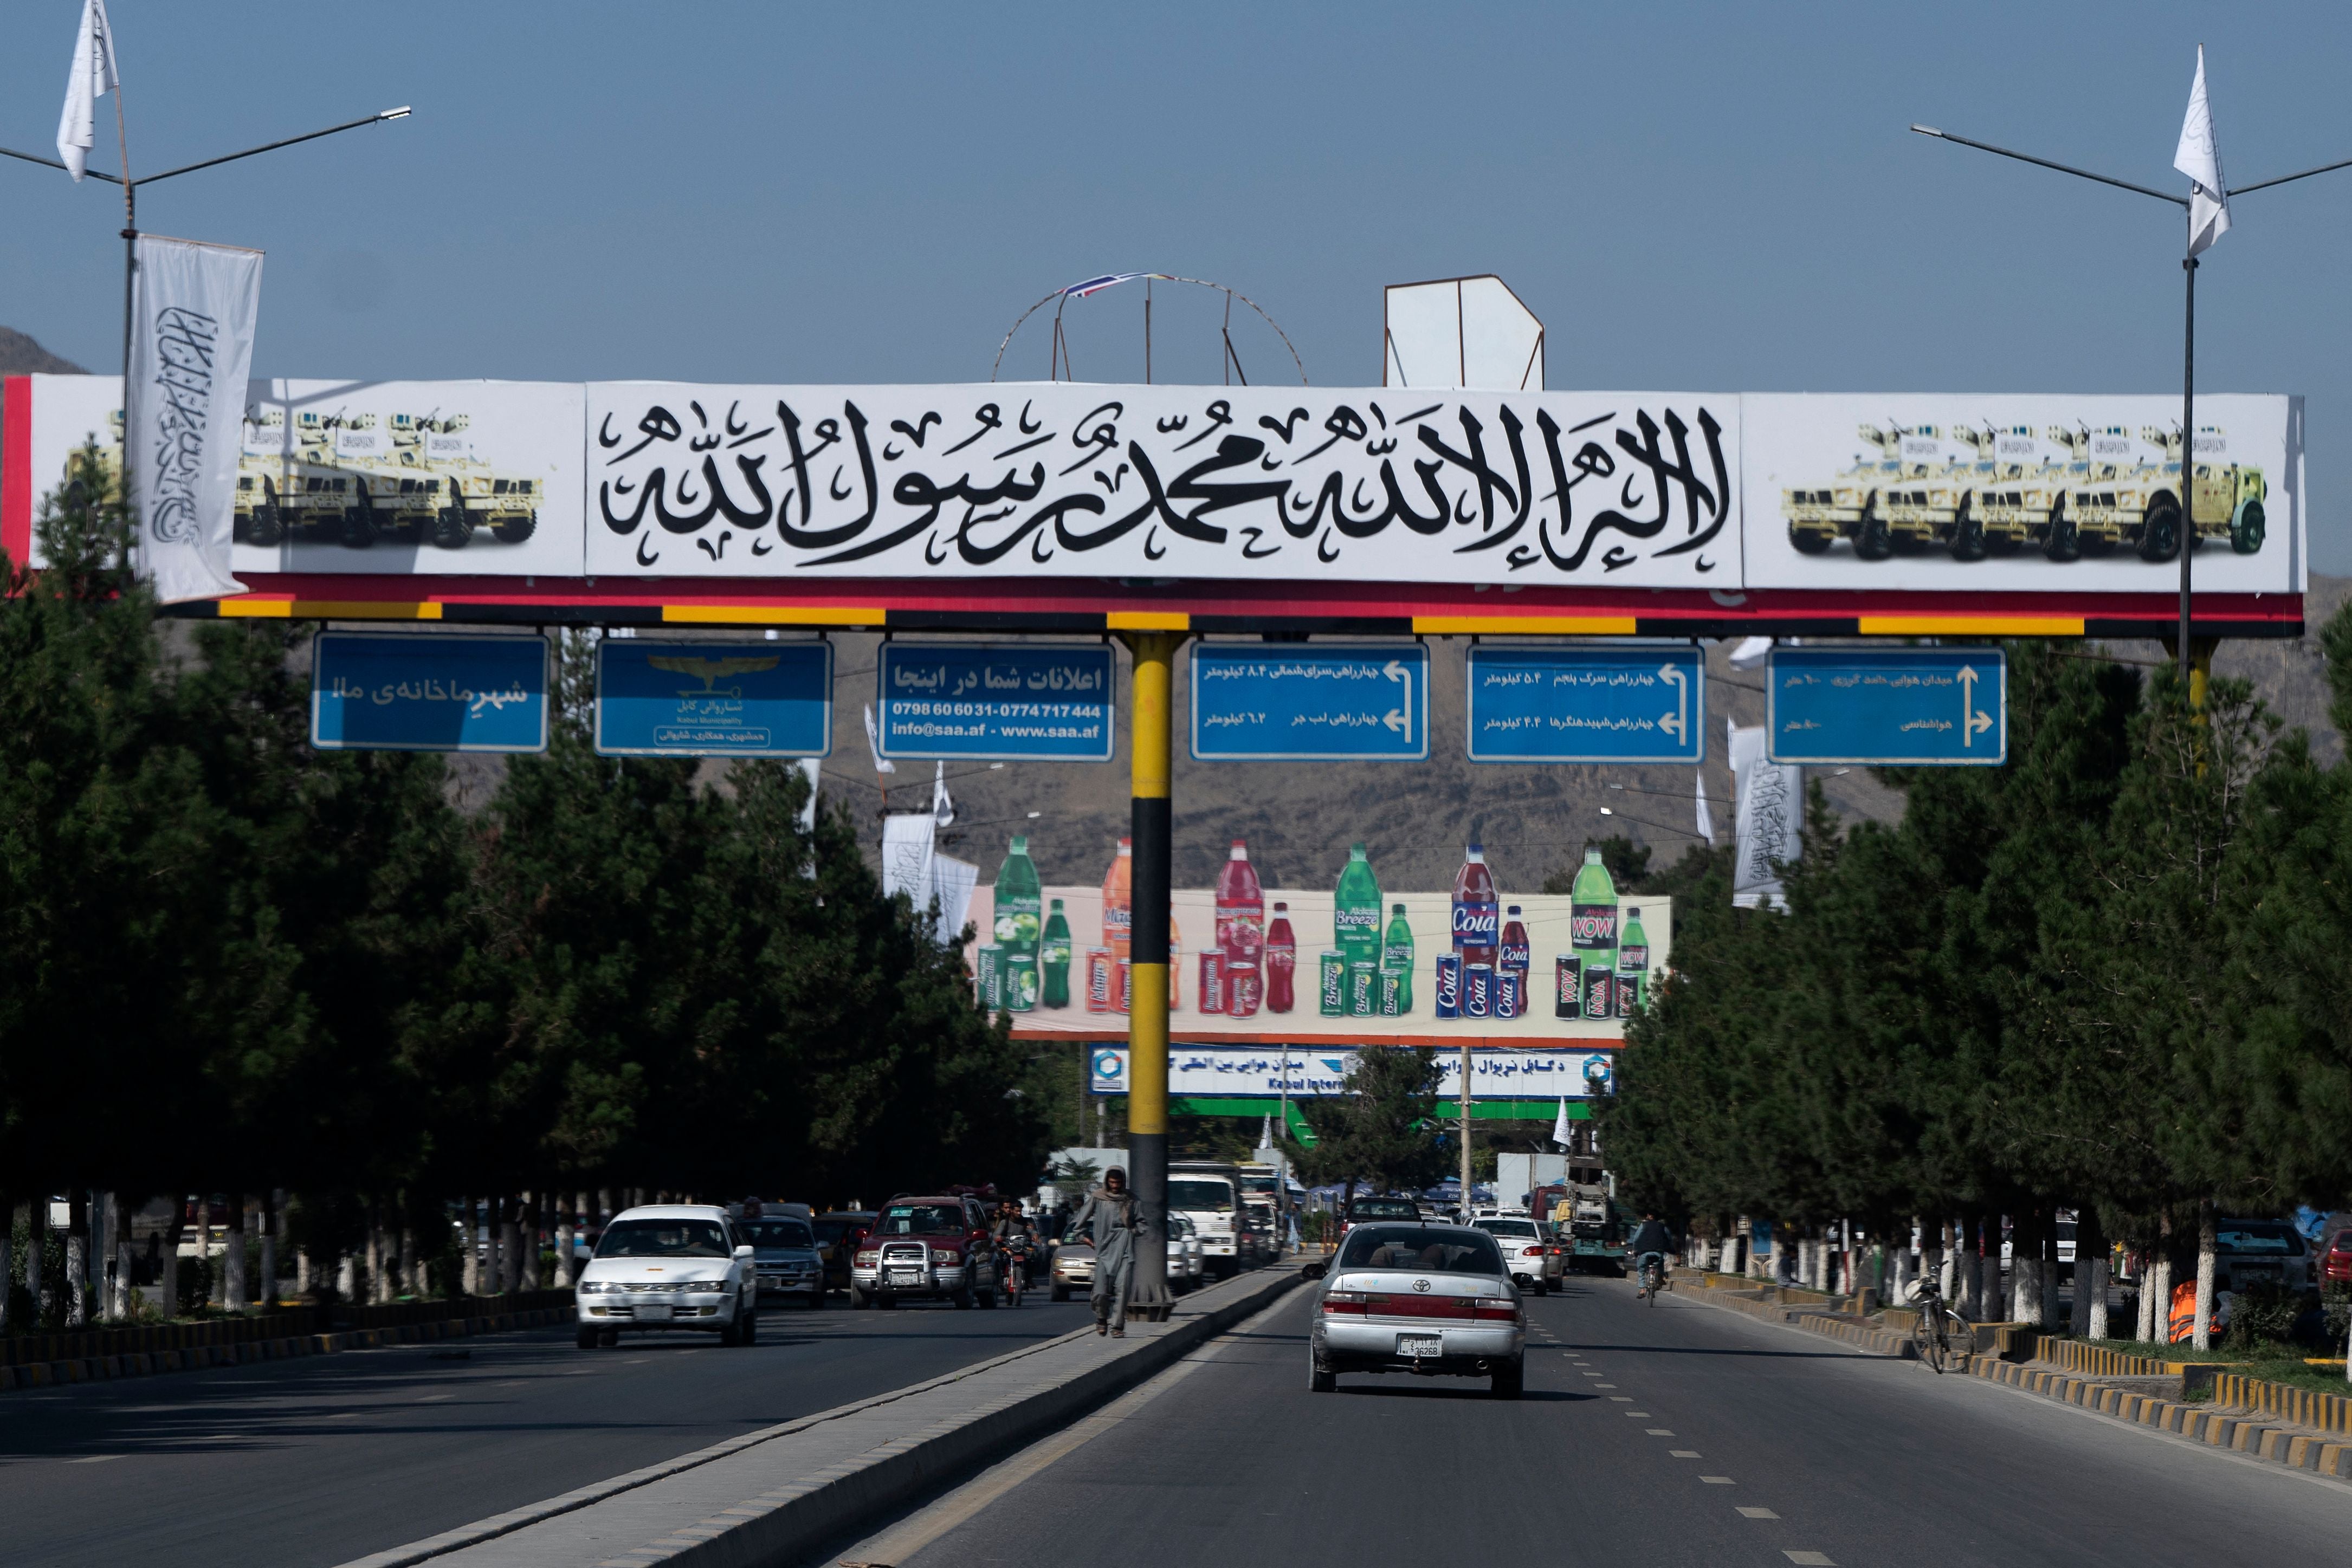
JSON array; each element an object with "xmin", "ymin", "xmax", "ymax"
[
  {"xmin": 1050, "ymin": 1284, "xmax": 1069, "ymax": 1303},
  {"xmin": 739, "ymin": 1305, "xmax": 758, "ymax": 1345},
  {"xmin": 954, "ymin": 1284, "xmax": 974, "ymax": 1310},
  {"xmin": 490, "ymin": 513, "xmax": 538, "ymax": 544},
  {"xmin": 2231, "ymin": 498, "xmax": 2266, "ymax": 554},
  {"xmin": 2138, "ymin": 494, "xmax": 2182, "ymax": 562},
  {"xmin": 2044, "ymin": 503, "xmax": 2080, "ymax": 562},
  {"xmin": 807, "ymin": 1290, "xmax": 825, "ymax": 1310},
  {"xmin": 719, "ymin": 1318, "xmax": 741, "ymax": 1347},
  {"xmin": 850, "ymin": 1284, "xmax": 871, "ymax": 1310},
  {"xmin": 432, "ymin": 506, "xmax": 474, "ymax": 550},
  {"xmin": 1490, "ymin": 1360, "xmax": 1524, "ymax": 1400},
  {"xmin": 1310, "ymin": 1361, "xmax": 1336, "ymax": 1394},
  {"xmin": 249, "ymin": 502, "xmax": 285, "ymax": 547},
  {"xmin": 340, "ymin": 506, "xmax": 378, "ymax": 549},
  {"xmin": 1789, "ymin": 526, "xmax": 1831, "ymax": 556},
  {"xmin": 576, "ymin": 1325, "xmax": 599, "ymax": 1350},
  {"xmin": 980, "ymin": 1286, "xmax": 999, "ymax": 1309},
  {"xmin": 878, "ymin": 1292, "xmax": 896, "ymax": 1310},
  {"xmin": 1950, "ymin": 499, "xmax": 1986, "ymax": 562},
  {"xmin": 1853, "ymin": 498, "xmax": 1892, "ymax": 562}
]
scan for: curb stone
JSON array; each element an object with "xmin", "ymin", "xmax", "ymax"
[
  {"xmin": 0, "ymin": 1308, "xmax": 574, "ymax": 1395},
  {"xmin": 1967, "ymin": 1354, "xmax": 2352, "ymax": 1482}
]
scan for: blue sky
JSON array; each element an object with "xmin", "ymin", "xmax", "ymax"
[{"xmin": 7, "ymin": 2, "xmax": 2350, "ymax": 569}]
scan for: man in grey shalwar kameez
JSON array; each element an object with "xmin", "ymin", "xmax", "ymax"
[{"xmin": 1070, "ymin": 1167, "xmax": 1138, "ymax": 1336}]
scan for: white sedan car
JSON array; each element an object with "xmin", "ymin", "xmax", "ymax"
[
  {"xmin": 1307, "ymin": 1223, "xmax": 1525, "ymax": 1398},
  {"xmin": 575, "ymin": 1205, "xmax": 759, "ymax": 1348},
  {"xmin": 1475, "ymin": 1216, "xmax": 1559, "ymax": 1295}
]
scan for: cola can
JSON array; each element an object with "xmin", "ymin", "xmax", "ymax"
[
  {"xmin": 1434, "ymin": 954, "xmax": 1463, "ymax": 1019},
  {"xmin": 1581, "ymin": 960, "xmax": 1615, "ymax": 1020},
  {"xmin": 1198, "ymin": 951, "xmax": 1226, "ymax": 1014},
  {"xmin": 1319, "ymin": 951, "xmax": 1347, "ymax": 1017},
  {"xmin": 1228, "ymin": 965, "xmax": 1262, "ymax": 1019},
  {"xmin": 1349, "ymin": 963, "xmax": 1376, "ymax": 1018},
  {"xmin": 1379, "ymin": 971, "xmax": 1404, "ymax": 1018},
  {"xmin": 977, "ymin": 944, "xmax": 1002, "ymax": 1010},
  {"xmin": 1464, "ymin": 962, "xmax": 1493, "ymax": 1019},
  {"xmin": 1555, "ymin": 955, "xmax": 1581, "ymax": 1019},
  {"xmin": 1085, "ymin": 949, "xmax": 1113, "ymax": 1014},
  {"xmin": 1496, "ymin": 971, "xmax": 1523, "ymax": 1021}
]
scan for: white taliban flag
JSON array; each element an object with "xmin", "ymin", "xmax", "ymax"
[
  {"xmin": 1551, "ymin": 1096, "xmax": 1573, "ymax": 1149},
  {"xmin": 1694, "ymin": 769, "xmax": 1715, "ymax": 846},
  {"xmin": 1728, "ymin": 724, "xmax": 1799, "ymax": 911},
  {"xmin": 127, "ymin": 235, "xmax": 261, "ymax": 604},
  {"xmin": 56, "ymin": 0, "xmax": 120, "ymax": 182},
  {"xmin": 2175, "ymin": 44, "xmax": 2231, "ymax": 256},
  {"xmin": 932, "ymin": 760, "xmax": 955, "ymax": 826}
]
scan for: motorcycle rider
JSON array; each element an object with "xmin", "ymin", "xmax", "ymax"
[{"xmin": 991, "ymin": 1199, "xmax": 1036, "ymax": 1305}]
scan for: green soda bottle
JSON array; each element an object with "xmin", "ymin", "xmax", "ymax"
[
  {"xmin": 1333, "ymin": 843, "xmax": 1384, "ymax": 971},
  {"xmin": 1380, "ymin": 902, "xmax": 1416, "ymax": 1014},
  {"xmin": 1041, "ymin": 897, "xmax": 1072, "ymax": 1008},
  {"xmin": 993, "ymin": 835, "xmax": 1043, "ymax": 1012},
  {"xmin": 1569, "ymin": 846, "xmax": 1619, "ymax": 1020},
  {"xmin": 1616, "ymin": 905, "xmax": 1650, "ymax": 1015}
]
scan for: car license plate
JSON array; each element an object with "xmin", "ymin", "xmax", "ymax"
[
  {"xmin": 889, "ymin": 1270, "xmax": 923, "ymax": 1285},
  {"xmin": 636, "ymin": 1304, "xmax": 673, "ymax": 1321},
  {"xmin": 1398, "ymin": 1333, "xmax": 1443, "ymax": 1358}
]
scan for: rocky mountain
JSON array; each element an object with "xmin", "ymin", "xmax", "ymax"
[{"xmin": 0, "ymin": 328, "xmax": 86, "ymax": 375}]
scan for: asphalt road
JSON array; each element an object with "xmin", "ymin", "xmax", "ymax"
[
  {"xmin": 0, "ymin": 1291, "xmax": 1091, "ymax": 1568},
  {"xmin": 872, "ymin": 1274, "xmax": 2352, "ymax": 1568}
]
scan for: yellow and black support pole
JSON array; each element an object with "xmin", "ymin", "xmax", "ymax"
[{"xmin": 1123, "ymin": 629, "xmax": 1183, "ymax": 1321}]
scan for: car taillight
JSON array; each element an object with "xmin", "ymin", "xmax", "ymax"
[
  {"xmin": 1521, "ymin": 1246, "xmax": 1544, "ymax": 1257},
  {"xmin": 1320, "ymin": 1291, "xmax": 1368, "ymax": 1315},
  {"xmin": 1472, "ymin": 1301, "xmax": 1521, "ymax": 1321}
]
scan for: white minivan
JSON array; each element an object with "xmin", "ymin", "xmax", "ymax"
[{"xmin": 575, "ymin": 1205, "xmax": 759, "ymax": 1348}]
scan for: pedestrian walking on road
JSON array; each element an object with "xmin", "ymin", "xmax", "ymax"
[{"xmin": 1070, "ymin": 1168, "xmax": 1138, "ymax": 1337}]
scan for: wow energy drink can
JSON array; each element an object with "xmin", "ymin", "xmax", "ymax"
[
  {"xmin": 1433, "ymin": 954, "xmax": 1462, "ymax": 1019},
  {"xmin": 1319, "ymin": 951, "xmax": 1347, "ymax": 1017},
  {"xmin": 1581, "ymin": 960, "xmax": 1616, "ymax": 1020},
  {"xmin": 1555, "ymin": 955, "xmax": 1581, "ymax": 1019}
]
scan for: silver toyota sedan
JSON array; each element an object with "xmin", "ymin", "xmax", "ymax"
[{"xmin": 1303, "ymin": 1222, "xmax": 1526, "ymax": 1398}]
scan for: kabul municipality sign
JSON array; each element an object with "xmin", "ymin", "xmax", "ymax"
[{"xmin": 595, "ymin": 639, "xmax": 832, "ymax": 757}]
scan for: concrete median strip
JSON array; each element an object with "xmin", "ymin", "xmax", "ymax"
[{"xmin": 334, "ymin": 1267, "xmax": 1307, "ymax": 1568}]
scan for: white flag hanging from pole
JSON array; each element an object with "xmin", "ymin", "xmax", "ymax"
[
  {"xmin": 862, "ymin": 703, "xmax": 896, "ymax": 774},
  {"xmin": 56, "ymin": 0, "xmax": 119, "ymax": 182},
  {"xmin": 127, "ymin": 235, "xmax": 261, "ymax": 604},
  {"xmin": 1551, "ymin": 1096, "xmax": 1573, "ymax": 1149},
  {"xmin": 932, "ymin": 760, "xmax": 955, "ymax": 826},
  {"xmin": 1694, "ymin": 769, "xmax": 1715, "ymax": 846},
  {"xmin": 2175, "ymin": 44, "xmax": 2231, "ymax": 256},
  {"xmin": 1729, "ymin": 724, "xmax": 1799, "ymax": 911}
]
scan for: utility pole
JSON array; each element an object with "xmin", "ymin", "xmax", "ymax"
[{"xmin": 1121, "ymin": 628, "xmax": 1184, "ymax": 1321}]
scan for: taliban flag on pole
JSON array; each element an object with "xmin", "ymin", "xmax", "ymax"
[
  {"xmin": 127, "ymin": 235, "xmax": 262, "ymax": 603},
  {"xmin": 2175, "ymin": 44, "xmax": 2231, "ymax": 256},
  {"xmin": 55, "ymin": 0, "xmax": 119, "ymax": 182}
]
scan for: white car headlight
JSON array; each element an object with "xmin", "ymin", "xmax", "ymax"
[
  {"xmin": 578, "ymin": 1280, "xmax": 615, "ymax": 1294},
  {"xmin": 682, "ymin": 1277, "xmax": 731, "ymax": 1293}
]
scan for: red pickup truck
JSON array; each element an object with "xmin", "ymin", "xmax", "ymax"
[{"xmin": 851, "ymin": 1194, "xmax": 1004, "ymax": 1309}]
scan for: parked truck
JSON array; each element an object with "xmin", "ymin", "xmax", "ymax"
[{"xmin": 1550, "ymin": 1157, "xmax": 1627, "ymax": 1276}]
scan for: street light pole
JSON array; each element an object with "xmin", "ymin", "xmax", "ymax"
[{"xmin": 1910, "ymin": 120, "xmax": 2350, "ymax": 683}]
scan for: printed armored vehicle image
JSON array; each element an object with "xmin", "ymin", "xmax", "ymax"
[
  {"xmin": 234, "ymin": 409, "xmax": 543, "ymax": 550},
  {"xmin": 390, "ymin": 412, "xmax": 541, "ymax": 546},
  {"xmin": 1947, "ymin": 423, "xmax": 2069, "ymax": 561},
  {"xmin": 1781, "ymin": 424, "xmax": 1928, "ymax": 560},
  {"xmin": 2043, "ymin": 424, "xmax": 2261, "ymax": 562},
  {"xmin": 2138, "ymin": 424, "xmax": 2266, "ymax": 556}
]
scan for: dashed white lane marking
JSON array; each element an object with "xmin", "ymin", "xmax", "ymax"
[
  {"xmin": 1784, "ymin": 1553, "xmax": 1834, "ymax": 1565},
  {"xmin": 1738, "ymin": 1507, "xmax": 1779, "ymax": 1519},
  {"xmin": 1669, "ymin": 1449, "xmax": 1701, "ymax": 1458},
  {"xmin": 416, "ymin": 1394, "xmax": 451, "ymax": 1402},
  {"xmin": 1646, "ymin": 1428, "xmax": 1674, "ymax": 1435},
  {"xmin": 1625, "ymin": 1410, "xmax": 1651, "ymax": 1417},
  {"xmin": 66, "ymin": 1455, "xmax": 124, "ymax": 1463},
  {"xmin": 1595, "ymin": 1383, "xmax": 1617, "ymax": 1388},
  {"xmin": 1581, "ymin": 1372, "xmax": 1604, "ymax": 1377},
  {"xmin": 1608, "ymin": 1396, "xmax": 1632, "ymax": 1402},
  {"xmin": 1701, "ymin": 1475, "xmax": 1735, "ymax": 1485}
]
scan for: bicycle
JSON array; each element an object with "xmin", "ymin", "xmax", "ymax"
[
  {"xmin": 1636, "ymin": 1252, "xmax": 1666, "ymax": 1305},
  {"xmin": 1908, "ymin": 1277, "xmax": 1973, "ymax": 1373}
]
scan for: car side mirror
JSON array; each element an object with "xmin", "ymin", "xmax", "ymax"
[
  {"xmin": 1300, "ymin": 1261, "xmax": 1327, "ymax": 1280},
  {"xmin": 734, "ymin": 1245, "xmax": 754, "ymax": 1259}
]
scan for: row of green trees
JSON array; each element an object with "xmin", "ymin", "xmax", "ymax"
[
  {"xmin": 1, "ymin": 456, "xmax": 1045, "ymax": 1325},
  {"xmin": 1603, "ymin": 628, "xmax": 2352, "ymax": 1344}
]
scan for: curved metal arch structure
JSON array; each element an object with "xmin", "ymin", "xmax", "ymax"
[{"xmin": 990, "ymin": 273, "xmax": 1308, "ymax": 387}]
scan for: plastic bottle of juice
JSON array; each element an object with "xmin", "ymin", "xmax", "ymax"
[
  {"xmin": 1041, "ymin": 898, "xmax": 1072, "ymax": 1008},
  {"xmin": 1264, "ymin": 902, "xmax": 1297, "ymax": 1013},
  {"xmin": 1102, "ymin": 837, "xmax": 1133, "ymax": 958},
  {"xmin": 993, "ymin": 835, "xmax": 1043, "ymax": 1012},
  {"xmin": 1217, "ymin": 839, "xmax": 1265, "ymax": 1017}
]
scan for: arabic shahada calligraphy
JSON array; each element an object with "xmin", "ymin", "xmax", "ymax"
[{"xmin": 585, "ymin": 385, "xmax": 1736, "ymax": 584}]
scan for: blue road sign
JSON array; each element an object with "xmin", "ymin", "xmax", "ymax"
[
  {"xmin": 595, "ymin": 639, "xmax": 832, "ymax": 757},
  {"xmin": 1191, "ymin": 643, "xmax": 1430, "ymax": 761},
  {"xmin": 312, "ymin": 633, "xmax": 549, "ymax": 753},
  {"xmin": 1465, "ymin": 645, "xmax": 1705, "ymax": 763},
  {"xmin": 1767, "ymin": 647, "xmax": 2007, "ymax": 765},
  {"xmin": 876, "ymin": 643, "xmax": 1115, "ymax": 761}
]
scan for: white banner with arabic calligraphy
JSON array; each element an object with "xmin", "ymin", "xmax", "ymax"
[
  {"xmin": 583, "ymin": 383, "xmax": 1739, "ymax": 584},
  {"xmin": 1091, "ymin": 1045, "xmax": 1619, "ymax": 1100}
]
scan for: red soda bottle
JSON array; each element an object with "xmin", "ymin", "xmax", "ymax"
[
  {"xmin": 1264, "ymin": 902, "xmax": 1297, "ymax": 1013},
  {"xmin": 1216, "ymin": 839, "xmax": 1265, "ymax": 1018},
  {"xmin": 1451, "ymin": 844, "xmax": 1500, "ymax": 955}
]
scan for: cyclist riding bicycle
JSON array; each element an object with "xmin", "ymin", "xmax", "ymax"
[{"xmin": 1627, "ymin": 1212, "xmax": 1673, "ymax": 1293}]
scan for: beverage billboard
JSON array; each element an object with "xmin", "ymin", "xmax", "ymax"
[{"xmin": 964, "ymin": 835, "xmax": 1669, "ymax": 1045}]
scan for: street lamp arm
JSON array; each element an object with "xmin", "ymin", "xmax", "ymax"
[
  {"xmin": 134, "ymin": 107, "xmax": 411, "ymax": 189},
  {"xmin": 2227, "ymin": 155, "xmax": 2352, "ymax": 198},
  {"xmin": 1910, "ymin": 124, "xmax": 2189, "ymax": 208},
  {"xmin": 0, "ymin": 145, "xmax": 122, "ymax": 184}
]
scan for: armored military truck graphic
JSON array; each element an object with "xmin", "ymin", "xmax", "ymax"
[
  {"xmin": 2137, "ymin": 425, "xmax": 2266, "ymax": 555},
  {"xmin": 1946, "ymin": 423, "xmax": 2069, "ymax": 561},
  {"xmin": 231, "ymin": 407, "xmax": 544, "ymax": 550},
  {"xmin": 1782, "ymin": 424, "xmax": 1976, "ymax": 560}
]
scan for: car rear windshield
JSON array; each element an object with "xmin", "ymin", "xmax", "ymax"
[
  {"xmin": 1477, "ymin": 1220, "xmax": 1539, "ymax": 1238},
  {"xmin": 1168, "ymin": 1180, "xmax": 1235, "ymax": 1212},
  {"xmin": 878, "ymin": 1204, "xmax": 964, "ymax": 1236},
  {"xmin": 1339, "ymin": 1226, "xmax": 1504, "ymax": 1276},
  {"xmin": 1348, "ymin": 1198, "xmax": 1419, "ymax": 1220},
  {"xmin": 2217, "ymin": 1223, "xmax": 2305, "ymax": 1255},
  {"xmin": 595, "ymin": 1219, "xmax": 731, "ymax": 1259},
  {"xmin": 742, "ymin": 1220, "xmax": 814, "ymax": 1248},
  {"xmin": 813, "ymin": 1216, "xmax": 868, "ymax": 1243}
]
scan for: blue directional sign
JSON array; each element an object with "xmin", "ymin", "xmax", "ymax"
[
  {"xmin": 595, "ymin": 639, "xmax": 832, "ymax": 758},
  {"xmin": 1191, "ymin": 643, "xmax": 1430, "ymax": 761},
  {"xmin": 1767, "ymin": 647, "xmax": 2007, "ymax": 766},
  {"xmin": 876, "ymin": 643, "xmax": 1114, "ymax": 761},
  {"xmin": 312, "ymin": 633, "xmax": 549, "ymax": 753},
  {"xmin": 1465, "ymin": 645, "xmax": 1705, "ymax": 763}
]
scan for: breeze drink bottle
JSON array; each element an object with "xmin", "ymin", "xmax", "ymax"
[
  {"xmin": 993, "ymin": 835, "xmax": 1043, "ymax": 1012},
  {"xmin": 1041, "ymin": 898, "xmax": 1072, "ymax": 1008},
  {"xmin": 1569, "ymin": 846, "xmax": 1619, "ymax": 1020},
  {"xmin": 1217, "ymin": 839, "xmax": 1265, "ymax": 1018},
  {"xmin": 1264, "ymin": 902, "xmax": 1297, "ymax": 1013},
  {"xmin": 1379, "ymin": 902, "xmax": 1415, "ymax": 1014},
  {"xmin": 1333, "ymin": 844, "xmax": 1383, "ymax": 1016}
]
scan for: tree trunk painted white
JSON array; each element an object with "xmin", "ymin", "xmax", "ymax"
[
  {"xmin": 2192, "ymin": 1203, "xmax": 2218, "ymax": 1351},
  {"xmin": 487, "ymin": 1196, "xmax": 506, "ymax": 1295},
  {"xmin": 399, "ymin": 1223, "xmax": 416, "ymax": 1299},
  {"xmin": 66, "ymin": 1191, "xmax": 89, "ymax": 1328},
  {"xmin": 521, "ymin": 1193, "xmax": 542, "ymax": 1293},
  {"xmin": 2085, "ymin": 1258, "xmax": 2111, "ymax": 1340},
  {"xmin": 503, "ymin": 1201, "xmax": 524, "ymax": 1294},
  {"xmin": 460, "ymin": 1196, "xmax": 480, "ymax": 1297},
  {"xmin": 158, "ymin": 1207, "xmax": 180, "ymax": 1320},
  {"xmin": 260, "ymin": 1194, "xmax": 279, "ymax": 1311},
  {"xmin": 205, "ymin": 1202, "xmax": 225, "ymax": 1307},
  {"xmin": 0, "ymin": 1206, "xmax": 12, "ymax": 1333},
  {"xmin": 295, "ymin": 1237, "xmax": 313, "ymax": 1300},
  {"xmin": 336, "ymin": 1248, "xmax": 356, "ymax": 1300},
  {"xmin": 2133, "ymin": 1249, "xmax": 2155, "ymax": 1342},
  {"xmin": 28, "ymin": 1201, "xmax": 47, "ymax": 1324},
  {"xmin": 363, "ymin": 1210, "xmax": 383, "ymax": 1306},
  {"xmin": 225, "ymin": 1195, "xmax": 250, "ymax": 1313},
  {"xmin": 555, "ymin": 1198, "xmax": 576, "ymax": 1289},
  {"xmin": 2149, "ymin": 1252, "xmax": 2174, "ymax": 1346},
  {"xmin": 111, "ymin": 1195, "xmax": 133, "ymax": 1322},
  {"xmin": 2040, "ymin": 1226, "xmax": 2061, "ymax": 1331}
]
